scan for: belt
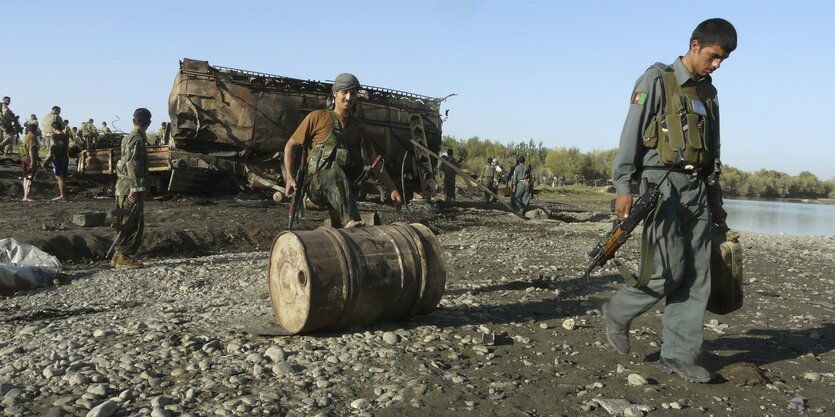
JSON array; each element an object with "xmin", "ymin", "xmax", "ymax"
[{"xmin": 643, "ymin": 165, "xmax": 704, "ymax": 177}]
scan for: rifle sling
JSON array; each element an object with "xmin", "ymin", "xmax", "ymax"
[{"xmin": 618, "ymin": 195, "xmax": 664, "ymax": 288}]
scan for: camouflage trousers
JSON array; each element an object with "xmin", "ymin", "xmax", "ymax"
[
  {"xmin": 114, "ymin": 194, "xmax": 145, "ymax": 258},
  {"xmin": 82, "ymin": 134, "xmax": 97, "ymax": 149},
  {"xmin": 0, "ymin": 130, "xmax": 17, "ymax": 155},
  {"xmin": 306, "ymin": 166, "xmax": 361, "ymax": 228}
]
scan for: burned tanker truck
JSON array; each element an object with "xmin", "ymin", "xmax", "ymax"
[{"xmin": 80, "ymin": 58, "xmax": 447, "ymax": 200}]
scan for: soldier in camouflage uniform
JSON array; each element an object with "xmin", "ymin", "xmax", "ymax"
[
  {"xmin": 42, "ymin": 106, "xmax": 64, "ymax": 153},
  {"xmin": 112, "ymin": 108, "xmax": 152, "ymax": 269},
  {"xmin": 283, "ymin": 73, "xmax": 402, "ymax": 228},
  {"xmin": 0, "ymin": 96, "xmax": 23, "ymax": 155},
  {"xmin": 156, "ymin": 122, "xmax": 168, "ymax": 145},
  {"xmin": 80, "ymin": 118, "xmax": 98, "ymax": 149},
  {"xmin": 24, "ymin": 114, "xmax": 41, "ymax": 137},
  {"xmin": 99, "ymin": 121, "xmax": 112, "ymax": 135}
]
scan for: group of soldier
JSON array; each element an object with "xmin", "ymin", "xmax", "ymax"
[
  {"xmin": 1, "ymin": 99, "xmax": 116, "ymax": 201},
  {"xmin": 0, "ymin": 99, "xmax": 118, "ymax": 158},
  {"xmin": 3, "ymin": 17, "xmax": 738, "ymax": 384},
  {"xmin": 1, "ymin": 97, "xmax": 159, "ymax": 270},
  {"xmin": 437, "ymin": 150, "xmax": 534, "ymax": 214}
]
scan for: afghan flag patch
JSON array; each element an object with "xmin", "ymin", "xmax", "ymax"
[{"xmin": 632, "ymin": 92, "xmax": 647, "ymax": 106}]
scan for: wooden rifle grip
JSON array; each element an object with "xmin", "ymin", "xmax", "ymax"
[{"xmin": 602, "ymin": 228, "xmax": 623, "ymax": 255}]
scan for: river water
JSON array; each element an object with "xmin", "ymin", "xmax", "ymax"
[{"xmin": 724, "ymin": 198, "xmax": 835, "ymax": 236}]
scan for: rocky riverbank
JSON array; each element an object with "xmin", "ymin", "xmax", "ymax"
[{"xmin": 2, "ymin": 194, "xmax": 834, "ymax": 416}]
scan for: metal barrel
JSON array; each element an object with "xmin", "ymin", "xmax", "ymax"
[{"xmin": 268, "ymin": 223, "xmax": 446, "ymax": 334}]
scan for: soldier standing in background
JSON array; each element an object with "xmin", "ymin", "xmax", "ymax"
[
  {"xmin": 42, "ymin": 106, "xmax": 63, "ymax": 146},
  {"xmin": 0, "ymin": 96, "xmax": 23, "ymax": 155},
  {"xmin": 439, "ymin": 148, "xmax": 458, "ymax": 202},
  {"xmin": 99, "ymin": 121, "xmax": 111, "ymax": 135},
  {"xmin": 481, "ymin": 157, "xmax": 497, "ymax": 202},
  {"xmin": 81, "ymin": 118, "xmax": 98, "ymax": 149},
  {"xmin": 42, "ymin": 106, "xmax": 64, "ymax": 164},
  {"xmin": 112, "ymin": 108, "xmax": 152, "ymax": 269},
  {"xmin": 24, "ymin": 114, "xmax": 40, "ymax": 138},
  {"xmin": 510, "ymin": 155, "xmax": 533, "ymax": 214},
  {"xmin": 156, "ymin": 121, "xmax": 168, "ymax": 145}
]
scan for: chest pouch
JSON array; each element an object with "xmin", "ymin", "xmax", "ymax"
[
  {"xmin": 309, "ymin": 111, "xmax": 351, "ymax": 174},
  {"xmin": 643, "ymin": 68, "xmax": 712, "ymax": 167}
]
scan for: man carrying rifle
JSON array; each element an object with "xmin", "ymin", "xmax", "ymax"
[
  {"xmin": 602, "ymin": 19, "xmax": 735, "ymax": 383},
  {"xmin": 111, "ymin": 108, "xmax": 151, "ymax": 269},
  {"xmin": 283, "ymin": 73, "xmax": 402, "ymax": 228},
  {"xmin": 0, "ymin": 96, "xmax": 23, "ymax": 155}
]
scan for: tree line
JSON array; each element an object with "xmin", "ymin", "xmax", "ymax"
[{"xmin": 441, "ymin": 136, "xmax": 835, "ymax": 199}]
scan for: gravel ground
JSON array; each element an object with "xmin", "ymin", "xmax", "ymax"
[{"xmin": 2, "ymin": 194, "xmax": 835, "ymax": 417}]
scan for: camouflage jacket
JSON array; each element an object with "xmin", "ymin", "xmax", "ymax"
[
  {"xmin": 115, "ymin": 129, "xmax": 148, "ymax": 196},
  {"xmin": 0, "ymin": 107, "xmax": 18, "ymax": 134},
  {"xmin": 42, "ymin": 113, "xmax": 64, "ymax": 136},
  {"xmin": 80, "ymin": 122, "xmax": 97, "ymax": 136}
]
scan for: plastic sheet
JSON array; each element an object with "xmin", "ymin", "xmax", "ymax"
[{"xmin": 0, "ymin": 238, "xmax": 61, "ymax": 295}]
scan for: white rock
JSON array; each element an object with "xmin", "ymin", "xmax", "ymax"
[
  {"xmin": 151, "ymin": 408, "xmax": 172, "ymax": 417},
  {"xmin": 66, "ymin": 372, "xmax": 89, "ymax": 386},
  {"xmin": 627, "ymin": 373, "xmax": 648, "ymax": 386},
  {"xmin": 623, "ymin": 405, "xmax": 644, "ymax": 417},
  {"xmin": 350, "ymin": 398, "xmax": 371, "ymax": 409},
  {"xmin": 86, "ymin": 400, "xmax": 118, "ymax": 417},
  {"xmin": 382, "ymin": 332, "xmax": 399, "ymax": 345},
  {"xmin": 803, "ymin": 371, "xmax": 822, "ymax": 382},
  {"xmin": 562, "ymin": 318, "xmax": 576, "ymax": 330},
  {"xmin": 272, "ymin": 361, "xmax": 293, "ymax": 376},
  {"xmin": 265, "ymin": 346, "xmax": 286, "ymax": 362}
]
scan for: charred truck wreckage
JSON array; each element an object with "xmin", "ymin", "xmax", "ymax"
[{"xmin": 78, "ymin": 58, "xmax": 448, "ymax": 200}]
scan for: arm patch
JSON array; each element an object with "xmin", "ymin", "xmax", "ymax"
[{"xmin": 632, "ymin": 92, "xmax": 647, "ymax": 106}]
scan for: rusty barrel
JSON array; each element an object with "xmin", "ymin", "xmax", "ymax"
[{"xmin": 268, "ymin": 223, "xmax": 446, "ymax": 334}]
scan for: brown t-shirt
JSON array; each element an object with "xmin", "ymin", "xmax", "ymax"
[
  {"xmin": 289, "ymin": 109, "xmax": 374, "ymax": 167},
  {"xmin": 22, "ymin": 133, "xmax": 39, "ymax": 162}
]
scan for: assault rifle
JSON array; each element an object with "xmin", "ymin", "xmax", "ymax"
[
  {"xmin": 287, "ymin": 144, "xmax": 309, "ymax": 230},
  {"xmin": 105, "ymin": 202, "xmax": 142, "ymax": 260},
  {"xmin": 0, "ymin": 115, "xmax": 23, "ymax": 135},
  {"xmin": 585, "ymin": 150, "xmax": 685, "ymax": 283}
]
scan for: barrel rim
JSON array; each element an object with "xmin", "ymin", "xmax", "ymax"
[{"xmin": 268, "ymin": 231, "xmax": 313, "ymax": 333}]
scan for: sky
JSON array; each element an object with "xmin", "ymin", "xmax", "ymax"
[{"xmin": 4, "ymin": 1, "xmax": 835, "ymax": 180}]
